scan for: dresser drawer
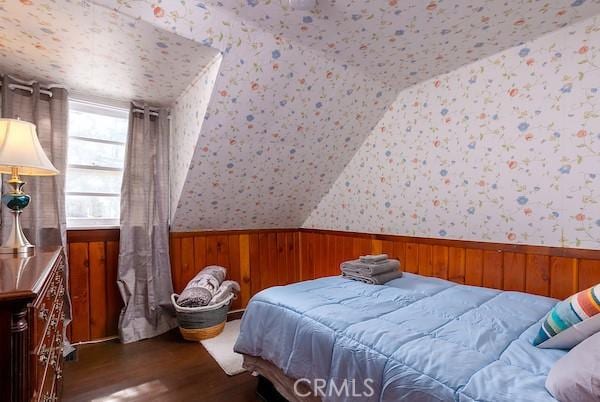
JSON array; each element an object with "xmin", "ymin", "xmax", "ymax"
[
  {"xmin": 30, "ymin": 251, "xmax": 66, "ymax": 402},
  {"xmin": 34, "ymin": 258, "xmax": 65, "ymax": 310},
  {"xmin": 34, "ymin": 299, "xmax": 65, "ymax": 390},
  {"xmin": 0, "ymin": 247, "xmax": 65, "ymax": 402},
  {"xmin": 35, "ymin": 277, "xmax": 65, "ymax": 343},
  {"xmin": 35, "ymin": 323, "xmax": 64, "ymax": 402},
  {"xmin": 36, "ymin": 373, "xmax": 58, "ymax": 402}
]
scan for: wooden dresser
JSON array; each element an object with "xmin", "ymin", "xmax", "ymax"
[{"xmin": 0, "ymin": 247, "xmax": 66, "ymax": 402}]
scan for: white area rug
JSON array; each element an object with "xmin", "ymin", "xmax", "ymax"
[{"xmin": 200, "ymin": 319, "xmax": 245, "ymax": 376}]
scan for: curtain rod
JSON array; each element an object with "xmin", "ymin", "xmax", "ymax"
[
  {"xmin": 131, "ymin": 108, "xmax": 171, "ymax": 119},
  {"xmin": 71, "ymin": 98, "xmax": 170, "ymax": 120},
  {"xmin": 132, "ymin": 108, "xmax": 159, "ymax": 117},
  {"xmin": 0, "ymin": 81, "xmax": 53, "ymax": 97},
  {"xmin": 2, "ymin": 78, "xmax": 171, "ymax": 119},
  {"xmin": 131, "ymin": 101, "xmax": 171, "ymax": 119}
]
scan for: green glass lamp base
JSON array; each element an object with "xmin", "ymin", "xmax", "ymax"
[{"xmin": 1, "ymin": 170, "xmax": 35, "ymax": 255}]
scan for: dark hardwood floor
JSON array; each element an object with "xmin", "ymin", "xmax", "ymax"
[{"xmin": 63, "ymin": 330, "xmax": 260, "ymax": 402}]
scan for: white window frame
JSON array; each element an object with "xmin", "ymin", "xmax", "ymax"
[{"xmin": 66, "ymin": 98, "xmax": 129, "ymax": 229}]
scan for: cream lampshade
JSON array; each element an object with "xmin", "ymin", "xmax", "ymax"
[
  {"xmin": 0, "ymin": 119, "xmax": 58, "ymax": 176},
  {"xmin": 0, "ymin": 118, "xmax": 59, "ymax": 254}
]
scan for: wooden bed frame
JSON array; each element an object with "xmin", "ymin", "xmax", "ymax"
[{"xmin": 243, "ymin": 354, "xmax": 321, "ymax": 402}]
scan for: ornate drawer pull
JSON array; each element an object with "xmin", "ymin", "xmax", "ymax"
[
  {"xmin": 55, "ymin": 364, "xmax": 63, "ymax": 379},
  {"xmin": 42, "ymin": 393, "xmax": 57, "ymax": 402},
  {"xmin": 38, "ymin": 307, "xmax": 49, "ymax": 321},
  {"xmin": 38, "ymin": 348, "xmax": 49, "ymax": 363}
]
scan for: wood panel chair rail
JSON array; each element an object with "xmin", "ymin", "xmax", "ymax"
[
  {"xmin": 67, "ymin": 228, "xmax": 600, "ymax": 342},
  {"xmin": 298, "ymin": 229, "xmax": 600, "ymax": 301},
  {"xmin": 169, "ymin": 230, "xmax": 301, "ymax": 310}
]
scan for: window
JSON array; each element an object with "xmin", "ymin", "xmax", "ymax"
[{"xmin": 66, "ymin": 100, "xmax": 128, "ymax": 228}]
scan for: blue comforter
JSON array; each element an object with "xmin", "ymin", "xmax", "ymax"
[{"xmin": 234, "ymin": 273, "xmax": 565, "ymax": 401}]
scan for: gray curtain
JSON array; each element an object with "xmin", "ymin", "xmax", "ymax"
[
  {"xmin": 0, "ymin": 74, "xmax": 73, "ymax": 354},
  {"xmin": 117, "ymin": 104, "xmax": 177, "ymax": 343},
  {"xmin": 1, "ymin": 75, "xmax": 68, "ymax": 247}
]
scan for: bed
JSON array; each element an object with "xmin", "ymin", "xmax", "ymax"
[{"xmin": 234, "ymin": 273, "xmax": 566, "ymax": 401}]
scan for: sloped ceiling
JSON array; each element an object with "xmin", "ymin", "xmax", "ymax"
[
  {"xmin": 170, "ymin": 55, "xmax": 223, "ymax": 222},
  {"xmin": 188, "ymin": 0, "xmax": 600, "ymax": 92},
  {"xmin": 0, "ymin": 0, "xmax": 218, "ymax": 106},
  {"xmin": 99, "ymin": 0, "xmax": 398, "ymax": 230},
  {"xmin": 95, "ymin": 0, "xmax": 600, "ymax": 231},
  {"xmin": 6, "ymin": 0, "xmax": 600, "ymax": 230}
]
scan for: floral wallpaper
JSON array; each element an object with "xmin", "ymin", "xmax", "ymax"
[
  {"xmin": 100, "ymin": 0, "xmax": 398, "ymax": 230},
  {"xmin": 95, "ymin": 0, "xmax": 600, "ymax": 231},
  {"xmin": 305, "ymin": 16, "xmax": 600, "ymax": 249},
  {"xmin": 170, "ymin": 55, "xmax": 222, "ymax": 222},
  {"xmin": 103, "ymin": 0, "xmax": 600, "ymax": 92},
  {"xmin": 0, "ymin": 0, "xmax": 218, "ymax": 106},
  {"xmin": 4, "ymin": 0, "xmax": 600, "ymax": 235}
]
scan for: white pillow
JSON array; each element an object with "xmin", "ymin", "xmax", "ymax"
[{"xmin": 546, "ymin": 331, "xmax": 600, "ymax": 401}]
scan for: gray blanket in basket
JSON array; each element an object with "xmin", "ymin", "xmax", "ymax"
[
  {"xmin": 177, "ymin": 266, "xmax": 226, "ymax": 307},
  {"xmin": 208, "ymin": 280, "xmax": 240, "ymax": 306}
]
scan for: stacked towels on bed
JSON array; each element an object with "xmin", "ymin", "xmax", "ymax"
[
  {"xmin": 176, "ymin": 265, "xmax": 240, "ymax": 307},
  {"xmin": 340, "ymin": 254, "xmax": 403, "ymax": 284}
]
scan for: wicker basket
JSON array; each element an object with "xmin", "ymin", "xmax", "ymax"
[{"xmin": 171, "ymin": 293, "xmax": 234, "ymax": 341}]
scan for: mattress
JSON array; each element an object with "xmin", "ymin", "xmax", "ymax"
[{"xmin": 234, "ymin": 273, "xmax": 566, "ymax": 402}]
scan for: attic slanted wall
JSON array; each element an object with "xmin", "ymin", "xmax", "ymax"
[
  {"xmin": 170, "ymin": 55, "xmax": 222, "ymax": 222},
  {"xmin": 97, "ymin": 0, "xmax": 600, "ymax": 233},
  {"xmin": 304, "ymin": 16, "xmax": 600, "ymax": 250},
  {"xmin": 133, "ymin": 2, "xmax": 397, "ymax": 230}
]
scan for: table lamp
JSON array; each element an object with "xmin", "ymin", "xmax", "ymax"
[{"xmin": 0, "ymin": 118, "xmax": 58, "ymax": 254}]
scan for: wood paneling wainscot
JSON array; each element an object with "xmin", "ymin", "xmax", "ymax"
[
  {"xmin": 67, "ymin": 228, "xmax": 301, "ymax": 341},
  {"xmin": 170, "ymin": 230, "xmax": 300, "ymax": 310},
  {"xmin": 67, "ymin": 229, "xmax": 121, "ymax": 342},
  {"xmin": 299, "ymin": 229, "xmax": 600, "ymax": 297},
  {"xmin": 67, "ymin": 228, "xmax": 600, "ymax": 342}
]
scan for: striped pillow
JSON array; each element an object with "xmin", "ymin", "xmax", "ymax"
[{"xmin": 534, "ymin": 284, "xmax": 600, "ymax": 349}]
